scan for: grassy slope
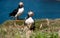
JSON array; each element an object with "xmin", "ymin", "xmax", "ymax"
[{"xmin": 0, "ymin": 19, "xmax": 60, "ymax": 38}]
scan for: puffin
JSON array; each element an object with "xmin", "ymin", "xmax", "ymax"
[
  {"xmin": 9, "ymin": 2, "xmax": 24, "ymax": 20},
  {"xmin": 24, "ymin": 11, "xmax": 35, "ymax": 31}
]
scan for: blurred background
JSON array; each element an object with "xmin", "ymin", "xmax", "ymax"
[{"xmin": 0, "ymin": 0, "xmax": 60, "ymax": 23}]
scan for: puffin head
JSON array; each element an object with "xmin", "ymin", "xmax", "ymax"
[
  {"xmin": 28, "ymin": 11, "xmax": 34, "ymax": 17},
  {"xmin": 19, "ymin": 2, "xmax": 24, "ymax": 8}
]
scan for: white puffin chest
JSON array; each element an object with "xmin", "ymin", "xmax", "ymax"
[
  {"xmin": 25, "ymin": 17, "xmax": 34, "ymax": 25},
  {"xmin": 18, "ymin": 7, "xmax": 24, "ymax": 14},
  {"xmin": 15, "ymin": 7, "xmax": 24, "ymax": 17}
]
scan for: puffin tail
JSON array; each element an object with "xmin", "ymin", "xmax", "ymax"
[{"xmin": 9, "ymin": 13, "xmax": 13, "ymax": 17}]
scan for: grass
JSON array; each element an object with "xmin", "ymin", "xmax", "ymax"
[
  {"xmin": 30, "ymin": 31, "xmax": 58, "ymax": 38},
  {"xmin": 0, "ymin": 19, "xmax": 60, "ymax": 38}
]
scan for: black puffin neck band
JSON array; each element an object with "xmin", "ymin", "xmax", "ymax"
[{"xmin": 18, "ymin": 5, "xmax": 23, "ymax": 8}]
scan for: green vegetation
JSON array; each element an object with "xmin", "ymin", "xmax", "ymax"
[
  {"xmin": 30, "ymin": 31, "xmax": 58, "ymax": 38},
  {"xmin": 0, "ymin": 19, "xmax": 60, "ymax": 38}
]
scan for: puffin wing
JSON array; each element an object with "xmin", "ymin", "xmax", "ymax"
[{"xmin": 9, "ymin": 8, "xmax": 18, "ymax": 17}]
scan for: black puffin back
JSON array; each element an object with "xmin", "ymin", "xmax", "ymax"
[
  {"xmin": 9, "ymin": 5, "xmax": 21, "ymax": 17},
  {"xmin": 9, "ymin": 8, "xmax": 18, "ymax": 17}
]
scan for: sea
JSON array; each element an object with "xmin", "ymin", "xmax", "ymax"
[{"xmin": 0, "ymin": 0, "xmax": 60, "ymax": 24}]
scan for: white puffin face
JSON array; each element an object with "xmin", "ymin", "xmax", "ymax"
[
  {"xmin": 28, "ymin": 11, "xmax": 34, "ymax": 16},
  {"xmin": 19, "ymin": 2, "xmax": 23, "ymax": 6}
]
